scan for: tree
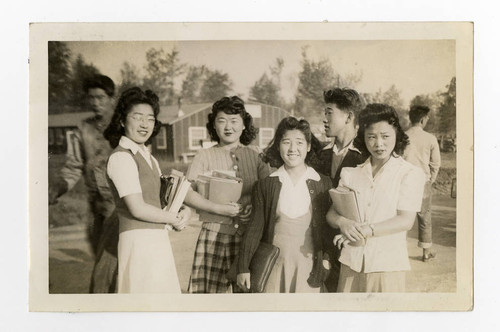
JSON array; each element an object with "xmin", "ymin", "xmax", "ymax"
[
  {"xmin": 142, "ymin": 47, "xmax": 186, "ymax": 105},
  {"xmin": 69, "ymin": 54, "xmax": 101, "ymax": 111},
  {"xmin": 118, "ymin": 61, "xmax": 143, "ymax": 96},
  {"xmin": 294, "ymin": 46, "xmax": 361, "ymax": 119},
  {"xmin": 437, "ymin": 77, "xmax": 456, "ymax": 134},
  {"xmin": 48, "ymin": 42, "xmax": 73, "ymax": 113},
  {"xmin": 180, "ymin": 65, "xmax": 207, "ymax": 104},
  {"xmin": 249, "ymin": 57, "xmax": 285, "ymax": 107},
  {"xmin": 199, "ymin": 69, "xmax": 233, "ymax": 102},
  {"xmin": 363, "ymin": 85, "xmax": 409, "ymax": 129}
]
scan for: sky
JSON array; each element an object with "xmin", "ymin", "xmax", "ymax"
[{"xmin": 67, "ymin": 39, "xmax": 455, "ymax": 108}]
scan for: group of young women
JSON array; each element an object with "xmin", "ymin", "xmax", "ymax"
[{"xmin": 103, "ymin": 86, "xmax": 425, "ymax": 295}]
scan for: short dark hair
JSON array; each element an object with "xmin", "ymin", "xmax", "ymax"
[
  {"xmin": 206, "ymin": 96, "xmax": 258, "ymax": 146},
  {"xmin": 261, "ymin": 116, "xmax": 321, "ymax": 168},
  {"xmin": 409, "ymin": 105, "xmax": 431, "ymax": 124},
  {"xmin": 353, "ymin": 103, "xmax": 409, "ymax": 157},
  {"xmin": 323, "ymin": 88, "xmax": 364, "ymax": 123},
  {"xmin": 104, "ymin": 87, "xmax": 162, "ymax": 148},
  {"xmin": 83, "ymin": 75, "xmax": 115, "ymax": 97}
]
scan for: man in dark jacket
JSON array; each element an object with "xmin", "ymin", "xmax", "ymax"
[{"xmin": 310, "ymin": 88, "xmax": 367, "ymax": 292}]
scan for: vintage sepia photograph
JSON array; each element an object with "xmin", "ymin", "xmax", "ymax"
[{"xmin": 29, "ymin": 22, "xmax": 473, "ymax": 312}]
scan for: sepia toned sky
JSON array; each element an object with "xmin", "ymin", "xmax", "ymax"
[{"xmin": 67, "ymin": 39, "xmax": 455, "ymax": 107}]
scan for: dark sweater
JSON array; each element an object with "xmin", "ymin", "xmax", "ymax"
[{"xmin": 237, "ymin": 173, "xmax": 333, "ymax": 274}]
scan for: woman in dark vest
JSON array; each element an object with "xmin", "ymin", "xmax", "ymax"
[{"xmin": 104, "ymin": 87, "xmax": 191, "ymax": 293}]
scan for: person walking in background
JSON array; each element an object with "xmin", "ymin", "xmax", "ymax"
[
  {"xmin": 327, "ymin": 104, "xmax": 425, "ymax": 292},
  {"xmin": 309, "ymin": 88, "xmax": 368, "ymax": 292},
  {"xmin": 404, "ymin": 105, "xmax": 441, "ymax": 262},
  {"xmin": 183, "ymin": 96, "xmax": 271, "ymax": 293},
  {"xmin": 237, "ymin": 117, "xmax": 332, "ymax": 293},
  {"xmin": 104, "ymin": 87, "xmax": 191, "ymax": 293},
  {"xmin": 48, "ymin": 74, "xmax": 119, "ymax": 293}
]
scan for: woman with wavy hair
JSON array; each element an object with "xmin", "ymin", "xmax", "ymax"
[
  {"xmin": 236, "ymin": 117, "xmax": 332, "ymax": 293},
  {"xmin": 326, "ymin": 103, "xmax": 426, "ymax": 292},
  {"xmin": 104, "ymin": 87, "xmax": 191, "ymax": 293},
  {"xmin": 183, "ymin": 96, "xmax": 271, "ymax": 293}
]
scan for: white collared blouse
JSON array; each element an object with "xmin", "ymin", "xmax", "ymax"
[
  {"xmin": 270, "ymin": 166, "xmax": 321, "ymax": 219},
  {"xmin": 337, "ymin": 156, "xmax": 425, "ymax": 273},
  {"xmin": 107, "ymin": 136, "xmax": 161, "ymax": 198}
]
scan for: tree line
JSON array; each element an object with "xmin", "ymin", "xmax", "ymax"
[{"xmin": 48, "ymin": 42, "xmax": 456, "ymax": 135}]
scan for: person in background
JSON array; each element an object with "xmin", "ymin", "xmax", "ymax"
[
  {"xmin": 104, "ymin": 87, "xmax": 190, "ymax": 293},
  {"xmin": 48, "ymin": 74, "xmax": 118, "ymax": 293},
  {"xmin": 309, "ymin": 88, "xmax": 368, "ymax": 292},
  {"xmin": 237, "ymin": 117, "xmax": 332, "ymax": 293},
  {"xmin": 183, "ymin": 96, "xmax": 271, "ymax": 293},
  {"xmin": 404, "ymin": 105, "xmax": 441, "ymax": 262},
  {"xmin": 327, "ymin": 104, "xmax": 425, "ymax": 292}
]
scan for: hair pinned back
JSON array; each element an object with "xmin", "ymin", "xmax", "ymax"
[
  {"xmin": 353, "ymin": 103, "xmax": 409, "ymax": 157},
  {"xmin": 104, "ymin": 87, "xmax": 162, "ymax": 148},
  {"xmin": 206, "ymin": 96, "xmax": 258, "ymax": 145}
]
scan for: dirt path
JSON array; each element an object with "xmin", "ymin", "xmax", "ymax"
[{"xmin": 49, "ymin": 195, "xmax": 457, "ymax": 294}]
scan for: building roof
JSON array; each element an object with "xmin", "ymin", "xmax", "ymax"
[
  {"xmin": 48, "ymin": 102, "xmax": 290, "ymax": 127},
  {"xmin": 48, "ymin": 112, "xmax": 94, "ymax": 127},
  {"xmin": 158, "ymin": 103, "xmax": 212, "ymax": 125}
]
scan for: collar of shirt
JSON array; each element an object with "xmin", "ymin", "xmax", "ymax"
[
  {"xmin": 270, "ymin": 166, "xmax": 320, "ymax": 219},
  {"xmin": 322, "ymin": 140, "xmax": 361, "ymax": 155},
  {"xmin": 359, "ymin": 155, "xmax": 403, "ymax": 181},
  {"xmin": 269, "ymin": 165, "xmax": 321, "ymax": 182},
  {"xmin": 118, "ymin": 136, "xmax": 153, "ymax": 167}
]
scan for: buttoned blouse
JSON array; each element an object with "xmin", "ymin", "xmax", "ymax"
[
  {"xmin": 270, "ymin": 166, "xmax": 320, "ymax": 219},
  {"xmin": 337, "ymin": 156, "xmax": 425, "ymax": 273},
  {"xmin": 107, "ymin": 136, "xmax": 161, "ymax": 198}
]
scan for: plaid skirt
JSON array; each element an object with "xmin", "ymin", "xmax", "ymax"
[{"xmin": 188, "ymin": 228, "xmax": 241, "ymax": 293}]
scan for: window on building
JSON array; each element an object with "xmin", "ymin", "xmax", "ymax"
[
  {"xmin": 259, "ymin": 128, "xmax": 274, "ymax": 148},
  {"xmin": 189, "ymin": 127, "xmax": 207, "ymax": 150},
  {"xmin": 55, "ymin": 128, "xmax": 64, "ymax": 146},
  {"xmin": 48, "ymin": 128, "xmax": 54, "ymax": 145},
  {"xmin": 156, "ymin": 126, "xmax": 167, "ymax": 149}
]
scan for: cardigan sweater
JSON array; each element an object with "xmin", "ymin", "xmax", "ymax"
[
  {"xmin": 237, "ymin": 173, "xmax": 333, "ymax": 274},
  {"xmin": 107, "ymin": 145, "xmax": 164, "ymax": 233}
]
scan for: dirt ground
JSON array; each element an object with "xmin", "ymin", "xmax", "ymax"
[{"xmin": 48, "ymin": 194, "xmax": 456, "ymax": 294}]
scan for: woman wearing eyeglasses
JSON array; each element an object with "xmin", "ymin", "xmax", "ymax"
[{"xmin": 103, "ymin": 87, "xmax": 191, "ymax": 293}]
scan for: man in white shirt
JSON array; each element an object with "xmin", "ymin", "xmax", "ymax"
[{"xmin": 404, "ymin": 105, "xmax": 441, "ymax": 262}]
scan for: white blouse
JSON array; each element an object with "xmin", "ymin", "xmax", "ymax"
[
  {"xmin": 338, "ymin": 156, "xmax": 425, "ymax": 273},
  {"xmin": 107, "ymin": 136, "xmax": 161, "ymax": 198},
  {"xmin": 270, "ymin": 166, "xmax": 321, "ymax": 219}
]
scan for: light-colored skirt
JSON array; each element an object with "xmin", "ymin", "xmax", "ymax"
[
  {"xmin": 117, "ymin": 228, "xmax": 181, "ymax": 294},
  {"xmin": 337, "ymin": 263, "xmax": 406, "ymax": 293},
  {"xmin": 265, "ymin": 212, "xmax": 320, "ymax": 293}
]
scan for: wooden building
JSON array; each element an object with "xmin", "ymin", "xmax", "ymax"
[
  {"xmin": 48, "ymin": 102, "xmax": 291, "ymax": 162},
  {"xmin": 153, "ymin": 102, "xmax": 291, "ymax": 162}
]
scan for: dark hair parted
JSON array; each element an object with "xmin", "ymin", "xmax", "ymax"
[
  {"xmin": 206, "ymin": 96, "xmax": 258, "ymax": 146},
  {"xmin": 83, "ymin": 74, "xmax": 115, "ymax": 97},
  {"xmin": 409, "ymin": 105, "xmax": 431, "ymax": 124},
  {"xmin": 323, "ymin": 88, "xmax": 364, "ymax": 122},
  {"xmin": 261, "ymin": 116, "xmax": 322, "ymax": 168},
  {"xmin": 353, "ymin": 103, "xmax": 410, "ymax": 157},
  {"xmin": 104, "ymin": 87, "xmax": 162, "ymax": 148}
]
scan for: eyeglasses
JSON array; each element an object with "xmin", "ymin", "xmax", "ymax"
[{"xmin": 128, "ymin": 114, "xmax": 156, "ymax": 124}]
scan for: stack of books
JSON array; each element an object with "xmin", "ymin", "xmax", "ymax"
[
  {"xmin": 195, "ymin": 171, "xmax": 243, "ymax": 224},
  {"xmin": 160, "ymin": 170, "xmax": 192, "ymax": 230},
  {"xmin": 329, "ymin": 187, "xmax": 365, "ymax": 247}
]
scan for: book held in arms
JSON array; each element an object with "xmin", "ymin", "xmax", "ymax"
[
  {"xmin": 328, "ymin": 187, "xmax": 365, "ymax": 246},
  {"xmin": 160, "ymin": 169, "xmax": 192, "ymax": 230},
  {"xmin": 195, "ymin": 170, "xmax": 243, "ymax": 224}
]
